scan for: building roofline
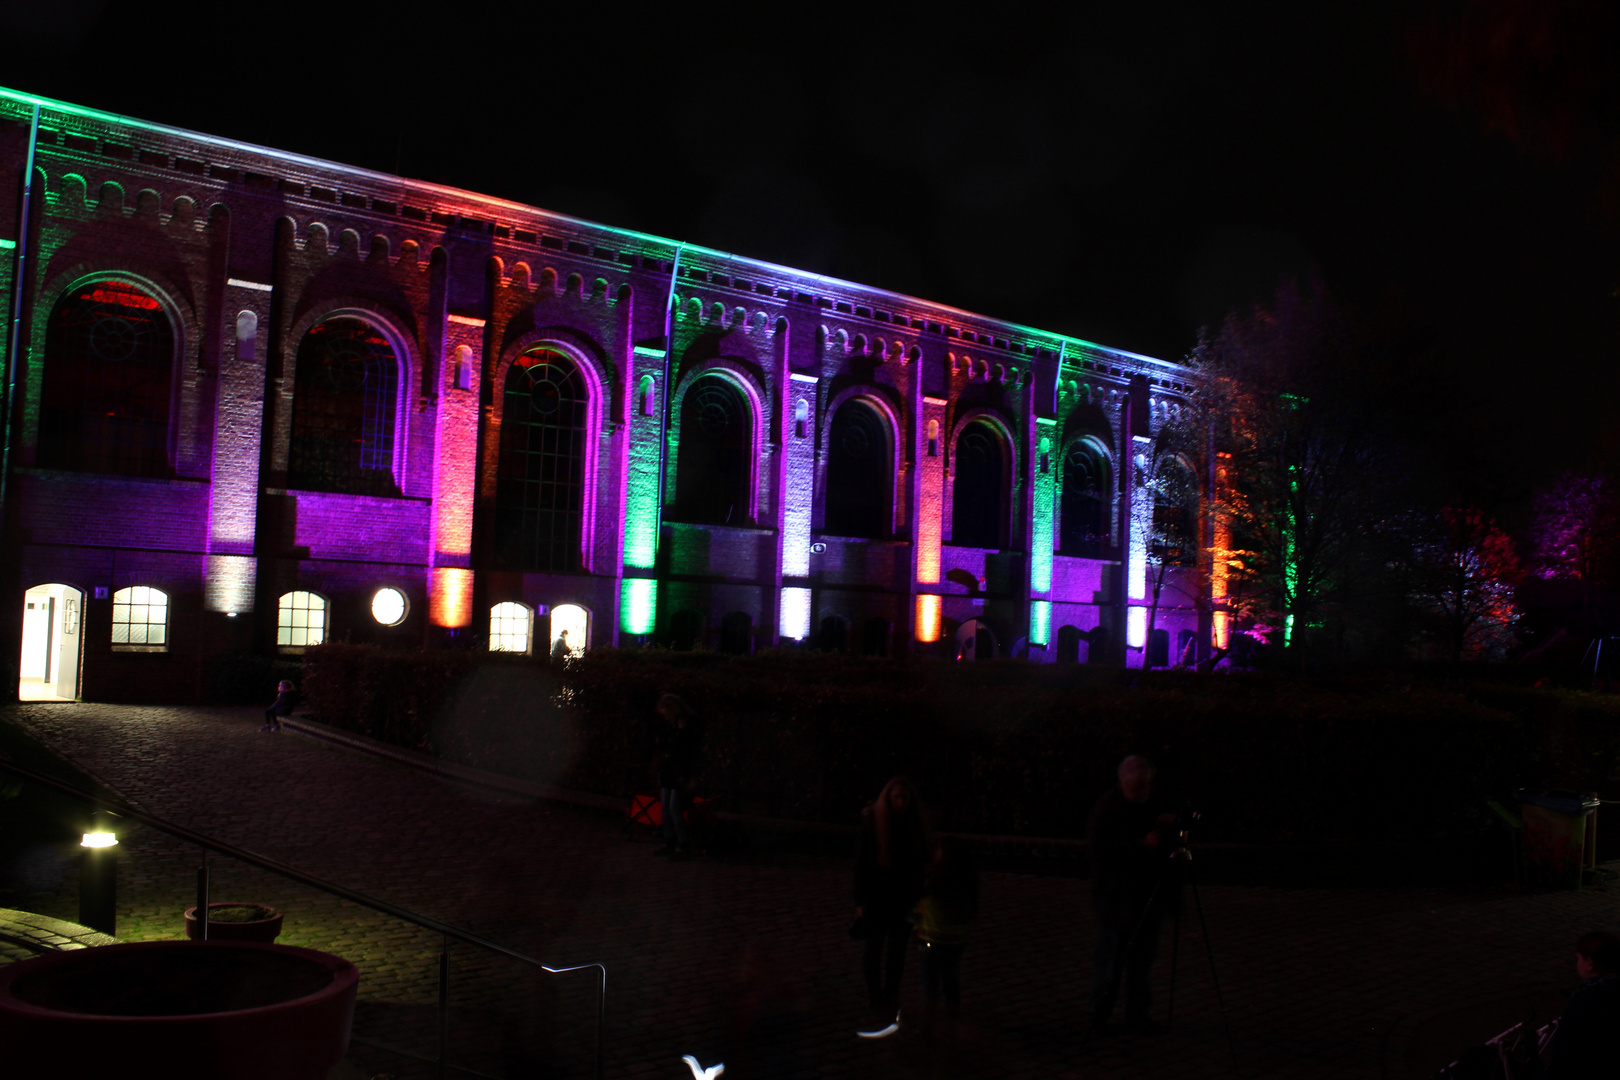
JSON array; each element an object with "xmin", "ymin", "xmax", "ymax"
[{"xmin": 0, "ymin": 85, "xmax": 1186, "ymax": 377}]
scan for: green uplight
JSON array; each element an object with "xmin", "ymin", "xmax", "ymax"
[
  {"xmin": 1031, "ymin": 422, "xmax": 1056, "ymax": 594},
  {"xmin": 1029, "ymin": 600, "xmax": 1051, "ymax": 646},
  {"xmin": 620, "ymin": 578, "xmax": 657, "ymax": 635}
]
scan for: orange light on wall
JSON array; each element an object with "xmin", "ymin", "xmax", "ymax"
[
  {"xmin": 915, "ymin": 594, "xmax": 942, "ymax": 643},
  {"xmin": 1210, "ymin": 465, "xmax": 1232, "ymax": 649},
  {"xmin": 429, "ymin": 567, "xmax": 474, "ymax": 628}
]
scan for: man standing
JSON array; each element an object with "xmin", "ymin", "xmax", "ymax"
[{"xmin": 1087, "ymin": 754, "xmax": 1178, "ymax": 1036}]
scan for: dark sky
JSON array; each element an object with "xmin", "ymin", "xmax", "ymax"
[{"xmin": 5, "ymin": 1, "xmax": 1617, "ymax": 478}]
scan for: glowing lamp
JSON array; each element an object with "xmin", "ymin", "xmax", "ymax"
[
  {"xmin": 80, "ymin": 829, "xmax": 117, "ymax": 848},
  {"xmin": 371, "ymin": 587, "xmax": 408, "ymax": 626},
  {"xmin": 1127, "ymin": 607, "xmax": 1147, "ymax": 650},
  {"xmin": 779, "ymin": 587, "xmax": 811, "ymax": 641},
  {"xmin": 1029, "ymin": 600, "xmax": 1051, "ymax": 647},
  {"xmin": 915, "ymin": 594, "xmax": 942, "ymax": 643},
  {"xmin": 429, "ymin": 567, "xmax": 474, "ymax": 628},
  {"xmin": 620, "ymin": 578, "xmax": 657, "ymax": 635}
]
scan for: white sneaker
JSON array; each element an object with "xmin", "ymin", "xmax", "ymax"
[{"xmin": 857, "ymin": 1010, "xmax": 900, "ymax": 1039}]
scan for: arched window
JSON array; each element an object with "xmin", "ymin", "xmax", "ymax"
[
  {"xmin": 824, "ymin": 399, "xmax": 891, "ymax": 538},
  {"xmin": 495, "ymin": 348, "xmax": 588, "ymax": 572},
  {"xmin": 1061, "ymin": 442, "xmax": 1110, "ymax": 557},
  {"xmin": 276, "ymin": 591, "xmax": 327, "ymax": 648},
  {"xmin": 38, "ymin": 279, "xmax": 174, "ymax": 476},
  {"xmin": 1152, "ymin": 456, "xmax": 1199, "ymax": 566},
  {"xmin": 674, "ymin": 374, "xmax": 751, "ymax": 525},
  {"xmin": 111, "ymin": 586, "xmax": 168, "ymax": 649},
  {"xmin": 952, "ymin": 420, "xmax": 1006, "ymax": 548},
  {"xmin": 288, "ymin": 317, "xmax": 400, "ymax": 494},
  {"xmin": 489, "ymin": 601, "xmax": 533, "ymax": 653},
  {"xmin": 550, "ymin": 603, "xmax": 589, "ymax": 657}
]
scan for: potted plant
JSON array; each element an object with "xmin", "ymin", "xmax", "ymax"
[
  {"xmin": 0, "ymin": 940, "xmax": 358, "ymax": 1080},
  {"xmin": 184, "ymin": 902, "xmax": 284, "ymax": 943}
]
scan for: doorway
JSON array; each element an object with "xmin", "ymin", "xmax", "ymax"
[{"xmin": 20, "ymin": 584, "xmax": 82, "ymax": 701}]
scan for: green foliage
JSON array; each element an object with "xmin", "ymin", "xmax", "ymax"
[{"xmin": 299, "ymin": 646, "xmax": 1620, "ymax": 844}]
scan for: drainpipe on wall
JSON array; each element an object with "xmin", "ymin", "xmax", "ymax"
[
  {"xmin": 652, "ymin": 244, "xmax": 683, "ymax": 592},
  {"xmin": 0, "ymin": 103, "xmax": 40, "ymax": 539}
]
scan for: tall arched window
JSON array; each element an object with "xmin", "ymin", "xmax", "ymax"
[
  {"xmin": 1152, "ymin": 456, "xmax": 1199, "ymax": 566},
  {"xmin": 288, "ymin": 317, "xmax": 400, "ymax": 494},
  {"xmin": 276, "ymin": 591, "xmax": 328, "ymax": 648},
  {"xmin": 952, "ymin": 420, "xmax": 1005, "ymax": 548},
  {"xmin": 495, "ymin": 348, "xmax": 588, "ymax": 571},
  {"xmin": 111, "ymin": 586, "xmax": 168, "ymax": 649},
  {"xmin": 1061, "ymin": 442, "xmax": 1110, "ymax": 557},
  {"xmin": 824, "ymin": 399, "xmax": 891, "ymax": 538},
  {"xmin": 674, "ymin": 374, "xmax": 751, "ymax": 525},
  {"xmin": 38, "ymin": 279, "xmax": 174, "ymax": 476}
]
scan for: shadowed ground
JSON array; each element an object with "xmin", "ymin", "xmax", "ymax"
[{"xmin": 1, "ymin": 702, "xmax": 1611, "ymax": 1079}]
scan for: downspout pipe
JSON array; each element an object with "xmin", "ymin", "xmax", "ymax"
[
  {"xmin": 0, "ymin": 103, "xmax": 40, "ymax": 541},
  {"xmin": 653, "ymin": 244, "xmax": 684, "ymax": 572}
]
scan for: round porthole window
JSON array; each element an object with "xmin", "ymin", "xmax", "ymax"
[{"xmin": 371, "ymin": 587, "xmax": 408, "ymax": 626}]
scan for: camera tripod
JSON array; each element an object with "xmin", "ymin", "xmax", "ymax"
[{"xmin": 1117, "ymin": 813, "xmax": 1240, "ymax": 1070}]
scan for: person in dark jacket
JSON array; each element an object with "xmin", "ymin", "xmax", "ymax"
[
  {"xmin": 1544, "ymin": 930, "xmax": 1620, "ymax": 1078},
  {"xmin": 853, "ymin": 775, "xmax": 930, "ymax": 1036},
  {"xmin": 654, "ymin": 693, "xmax": 703, "ymax": 861},
  {"xmin": 1086, "ymin": 754, "xmax": 1178, "ymax": 1036},
  {"xmin": 259, "ymin": 680, "xmax": 297, "ymax": 733}
]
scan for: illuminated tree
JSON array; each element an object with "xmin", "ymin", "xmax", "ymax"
[
  {"xmin": 1186, "ymin": 277, "xmax": 1402, "ymax": 656},
  {"xmin": 1407, "ymin": 507, "xmax": 1523, "ymax": 663},
  {"xmin": 1528, "ymin": 471, "xmax": 1619, "ymax": 584}
]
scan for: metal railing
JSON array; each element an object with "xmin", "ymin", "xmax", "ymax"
[{"xmin": 0, "ymin": 757, "xmax": 606, "ymax": 1080}]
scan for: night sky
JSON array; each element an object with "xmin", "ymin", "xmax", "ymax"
[{"xmin": 5, "ymin": 2, "xmax": 1616, "ymax": 491}]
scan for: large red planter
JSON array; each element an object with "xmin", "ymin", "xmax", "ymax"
[{"xmin": 0, "ymin": 940, "xmax": 358, "ymax": 1080}]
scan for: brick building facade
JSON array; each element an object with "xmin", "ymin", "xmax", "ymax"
[{"xmin": 0, "ymin": 88, "xmax": 1216, "ymax": 703}]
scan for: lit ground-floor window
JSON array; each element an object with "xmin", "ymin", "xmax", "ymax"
[
  {"xmin": 112, "ymin": 586, "xmax": 168, "ymax": 648},
  {"xmin": 489, "ymin": 602, "xmax": 533, "ymax": 653},
  {"xmin": 277, "ymin": 591, "xmax": 328, "ymax": 648}
]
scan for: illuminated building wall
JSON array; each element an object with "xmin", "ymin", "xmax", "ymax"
[{"xmin": 0, "ymin": 85, "xmax": 1208, "ymax": 701}]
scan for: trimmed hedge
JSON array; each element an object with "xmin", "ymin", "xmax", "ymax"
[{"xmin": 300, "ymin": 645, "xmax": 1620, "ymax": 844}]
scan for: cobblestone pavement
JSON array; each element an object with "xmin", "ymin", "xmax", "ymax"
[{"xmin": 3, "ymin": 702, "xmax": 1617, "ymax": 1080}]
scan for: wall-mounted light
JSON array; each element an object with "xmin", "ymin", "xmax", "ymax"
[{"xmin": 810, "ymin": 542, "xmax": 826, "ymax": 554}]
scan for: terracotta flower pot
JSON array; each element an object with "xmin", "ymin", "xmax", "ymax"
[
  {"xmin": 0, "ymin": 940, "xmax": 358, "ymax": 1080},
  {"xmin": 184, "ymin": 901, "xmax": 285, "ymax": 943}
]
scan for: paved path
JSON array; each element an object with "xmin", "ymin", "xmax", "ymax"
[{"xmin": 3, "ymin": 702, "xmax": 1616, "ymax": 1080}]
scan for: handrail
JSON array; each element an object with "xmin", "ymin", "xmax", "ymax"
[{"xmin": 0, "ymin": 756, "xmax": 605, "ymax": 1080}]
